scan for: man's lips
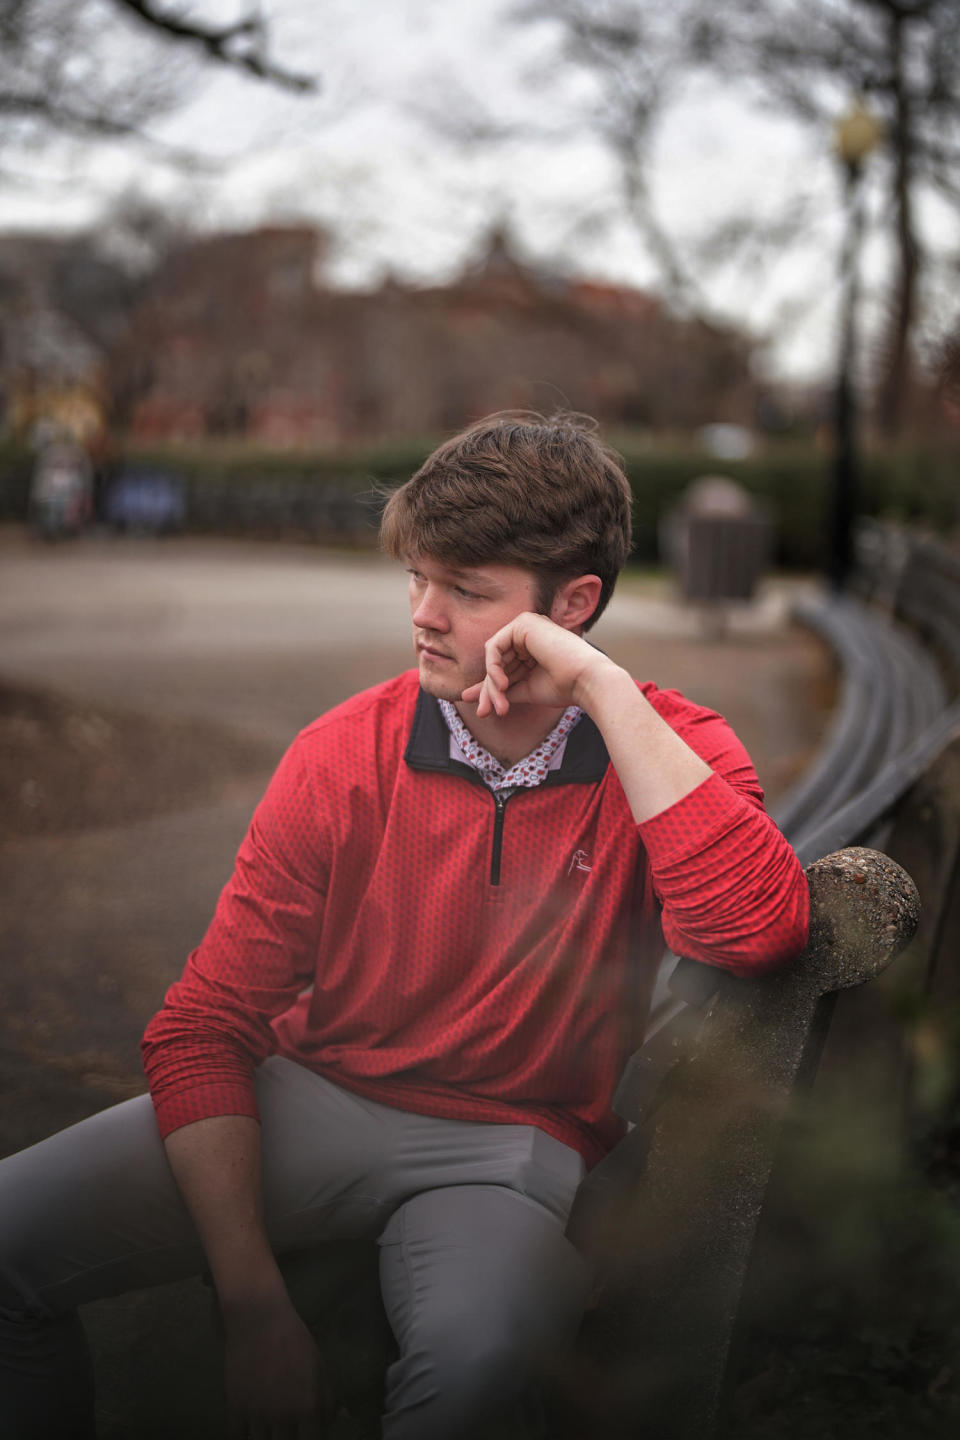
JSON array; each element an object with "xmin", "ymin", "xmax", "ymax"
[{"xmin": 418, "ymin": 643, "xmax": 454, "ymax": 661}]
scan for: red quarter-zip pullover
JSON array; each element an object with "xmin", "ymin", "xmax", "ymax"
[{"xmin": 142, "ymin": 671, "xmax": 809, "ymax": 1167}]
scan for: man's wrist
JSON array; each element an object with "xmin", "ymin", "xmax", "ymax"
[
  {"xmin": 572, "ymin": 654, "xmax": 634, "ymax": 717},
  {"xmin": 217, "ymin": 1267, "xmax": 292, "ymax": 1326},
  {"xmin": 208, "ymin": 1237, "xmax": 288, "ymax": 1312}
]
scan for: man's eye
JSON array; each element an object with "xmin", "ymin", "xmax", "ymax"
[{"xmin": 455, "ymin": 586, "xmax": 481, "ymax": 600}]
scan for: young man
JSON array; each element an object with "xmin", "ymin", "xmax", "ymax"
[{"xmin": 0, "ymin": 413, "xmax": 809, "ymax": 1439}]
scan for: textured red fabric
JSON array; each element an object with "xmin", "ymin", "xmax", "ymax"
[{"xmin": 142, "ymin": 671, "xmax": 809, "ymax": 1167}]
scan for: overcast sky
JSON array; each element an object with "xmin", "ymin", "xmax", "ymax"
[{"xmin": 7, "ymin": 0, "xmax": 957, "ymax": 383}]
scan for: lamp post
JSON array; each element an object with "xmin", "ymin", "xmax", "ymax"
[{"xmin": 830, "ymin": 99, "xmax": 882, "ymax": 591}]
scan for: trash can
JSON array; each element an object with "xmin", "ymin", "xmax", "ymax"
[{"xmin": 661, "ymin": 476, "xmax": 772, "ymax": 604}]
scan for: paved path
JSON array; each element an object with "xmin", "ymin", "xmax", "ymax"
[
  {"xmin": 0, "ymin": 534, "xmax": 417, "ymax": 746},
  {"xmin": 0, "ymin": 528, "xmax": 825, "ymax": 752}
]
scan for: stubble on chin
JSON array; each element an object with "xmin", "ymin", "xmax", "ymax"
[
  {"xmin": 417, "ymin": 660, "xmax": 462, "ymax": 703},
  {"xmin": 417, "ymin": 654, "xmax": 485, "ymax": 705}
]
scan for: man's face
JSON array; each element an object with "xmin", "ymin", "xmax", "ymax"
[{"xmin": 407, "ymin": 555, "xmax": 543, "ymax": 703}]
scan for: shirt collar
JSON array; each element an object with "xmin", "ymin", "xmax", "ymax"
[
  {"xmin": 403, "ymin": 684, "xmax": 611, "ymax": 786},
  {"xmin": 438, "ymin": 698, "xmax": 583, "ymax": 792}
]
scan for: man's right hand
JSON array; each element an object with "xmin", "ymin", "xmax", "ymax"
[{"xmin": 224, "ymin": 1292, "xmax": 333, "ymax": 1439}]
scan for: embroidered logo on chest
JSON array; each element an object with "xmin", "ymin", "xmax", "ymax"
[{"xmin": 568, "ymin": 849, "xmax": 592, "ymax": 876}]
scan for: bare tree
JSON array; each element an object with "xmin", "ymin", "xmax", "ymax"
[
  {"xmin": 515, "ymin": 0, "xmax": 715, "ymax": 314},
  {"xmin": 0, "ymin": 1, "xmax": 314, "ymax": 164},
  {"xmin": 514, "ymin": 0, "xmax": 960, "ymax": 430},
  {"xmin": 110, "ymin": 1, "xmax": 313, "ymax": 90},
  {"xmin": 708, "ymin": 0, "xmax": 960, "ymax": 432}
]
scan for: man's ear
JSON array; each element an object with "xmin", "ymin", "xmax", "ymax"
[{"xmin": 550, "ymin": 575, "xmax": 603, "ymax": 632}]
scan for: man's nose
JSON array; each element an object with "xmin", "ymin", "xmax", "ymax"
[{"xmin": 412, "ymin": 585, "xmax": 450, "ymax": 632}]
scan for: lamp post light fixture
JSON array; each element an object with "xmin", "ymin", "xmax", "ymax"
[{"xmin": 830, "ymin": 99, "xmax": 882, "ymax": 591}]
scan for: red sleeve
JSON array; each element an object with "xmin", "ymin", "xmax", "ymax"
[
  {"xmin": 636, "ymin": 686, "xmax": 810, "ymax": 977},
  {"xmin": 141, "ymin": 734, "xmax": 330, "ymax": 1137}
]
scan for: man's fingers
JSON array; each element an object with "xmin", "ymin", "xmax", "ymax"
[
  {"xmin": 464, "ymin": 643, "xmax": 540, "ymax": 716},
  {"xmin": 483, "ymin": 641, "xmax": 515, "ymax": 691},
  {"xmin": 461, "ymin": 619, "xmax": 552, "ymax": 715},
  {"xmin": 472, "ymin": 680, "xmax": 491, "ymax": 717},
  {"xmin": 498, "ymin": 676, "xmax": 536, "ymax": 707},
  {"xmin": 475, "ymin": 676, "xmax": 508, "ymax": 718},
  {"xmin": 485, "ymin": 638, "xmax": 535, "ymax": 689}
]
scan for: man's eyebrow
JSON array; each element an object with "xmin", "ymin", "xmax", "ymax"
[
  {"xmin": 405, "ymin": 557, "xmax": 504, "ymax": 589},
  {"xmin": 447, "ymin": 567, "xmax": 502, "ymax": 588}
]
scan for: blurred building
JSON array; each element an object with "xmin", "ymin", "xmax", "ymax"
[{"xmin": 106, "ymin": 224, "xmax": 759, "ymax": 446}]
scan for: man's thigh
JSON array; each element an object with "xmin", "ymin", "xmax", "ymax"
[
  {"xmin": 0, "ymin": 1058, "xmax": 406, "ymax": 1318},
  {"xmin": 0, "ymin": 1091, "xmax": 201, "ymax": 1318},
  {"xmin": 1, "ymin": 1056, "xmax": 589, "ymax": 1329},
  {"xmin": 256, "ymin": 1058, "xmax": 588, "ymax": 1234}
]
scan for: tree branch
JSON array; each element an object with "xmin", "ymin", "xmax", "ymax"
[
  {"xmin": 110, "ymin": 0, "xmax": 317, "ymax": 93},
  {"xmin": 0, "ymin": 91, "xmax": 142, "ymax": 136},
  {"xmin": 0, "ymin": 89, "xmax": 222, "ymax": 170}
]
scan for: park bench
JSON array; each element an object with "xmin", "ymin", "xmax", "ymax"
[
  {"xmin": 269, "ymin": 524, "xmax": 960, "ymax": 1438},
  {"xmin": 553, "ymin": 522, "xmax": 960, "ymax": 1438}
]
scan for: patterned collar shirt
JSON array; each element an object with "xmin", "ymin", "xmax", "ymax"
[{"xmin": 438, "ymin": 698, "xmax": 583, "ymax": 796}]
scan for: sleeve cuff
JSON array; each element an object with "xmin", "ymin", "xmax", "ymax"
[{"xmin": 151, "ymin": 1081, "xmax": 260, "ymax": 1140}]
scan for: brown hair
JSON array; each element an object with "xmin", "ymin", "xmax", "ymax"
[{"xmin": 380, "ymin": 411, "xmax": 633, "ymax": 628}]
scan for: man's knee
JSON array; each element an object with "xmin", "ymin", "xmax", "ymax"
[{"xmin": 379, "ymin": 1185, "xmax": 591, "ymax": 1438}]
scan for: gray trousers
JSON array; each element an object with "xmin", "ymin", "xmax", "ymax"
[{"xmin": 0, "ymin": 1057, "xmax": 592, "ymax": 1438}]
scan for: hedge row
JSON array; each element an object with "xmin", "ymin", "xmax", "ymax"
[
  {"xmin": 2, "ymin": 435, "xmax": 957, "ymax": 569},
  {"xmin": 613, "ymin": 441, "xmax": 960, "ymax": 568}
]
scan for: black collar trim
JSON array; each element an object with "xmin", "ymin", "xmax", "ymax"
[{"xmin": 404, "ymin": 689, "xmax": 610, "ymax": 786}]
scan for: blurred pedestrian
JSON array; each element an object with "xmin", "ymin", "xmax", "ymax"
[{"xmin": 28, "ymin": 436, "xmax": 93, "ymax": 540}]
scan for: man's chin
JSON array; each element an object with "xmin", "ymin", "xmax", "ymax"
[{"xmin": 417, "ymin": 660, "xmax": 465, "ymax": 702}]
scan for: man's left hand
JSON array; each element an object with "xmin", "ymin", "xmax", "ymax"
[{"xmin": 460, "ymin": 612, "xmax": 615, "ymax": 717}]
